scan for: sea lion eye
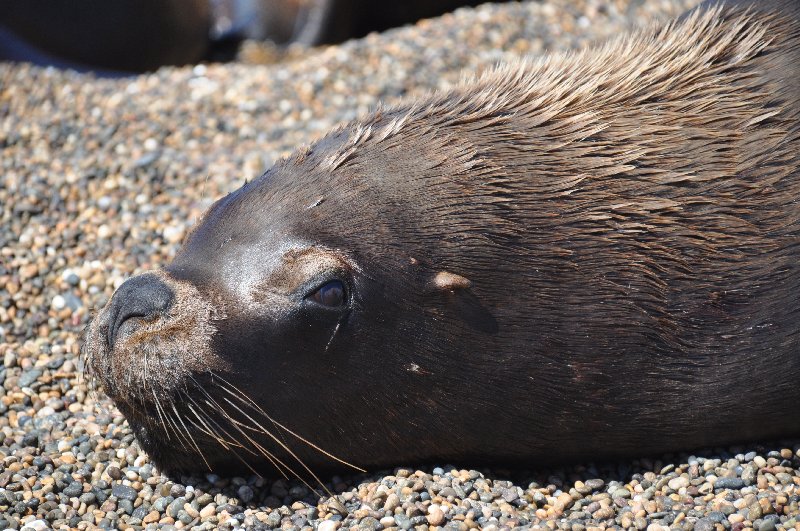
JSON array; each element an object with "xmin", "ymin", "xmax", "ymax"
[{"xmin": 308, "ymin": 280, "xmax": 346, "ymax": 307}]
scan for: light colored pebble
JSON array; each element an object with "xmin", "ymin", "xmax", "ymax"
[{"xmin": 318, "ymin": 520, "xmax": 341, "ymax": 531}]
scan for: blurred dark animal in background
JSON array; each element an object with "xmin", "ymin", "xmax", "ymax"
[{"xmin": 0, "ymin": 0, "xmax": 513, "ymax": 74}]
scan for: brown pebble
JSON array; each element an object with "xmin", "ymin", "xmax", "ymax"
[
  {"xmin": 352, "ymin": 508, "xmax": 371, "ymax": 519},
  {"xmin": 199, "ymin": 504, "xmax": 216, "ymax": 518},
  {"xmin": 554, "ymin": 492, "xmax": 575, "ymax": 514},
  {"xmin": 593, "ymin": 506, "xmax": 615, "ymax": 520},
  {"xmin": 728, "ymin": 513, "xmax": 745, "ymax": 524},
  {"xmin": 384, "ymin": 493, "xmax": 400, "ymax": 512},
  {"xmin": 759, "ymin": 498, "xmax": 774, "ymax": 515},
  {"xmin": 184, "ymin": 503, "xmax": 199, "ymax": 518}
]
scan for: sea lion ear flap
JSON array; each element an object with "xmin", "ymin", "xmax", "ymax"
[
  {"xmin": 426, "ymin": 270, "xmax": 498, "ymax": 334},
  {"xmin": 428, "ymin": 271, "xmax": 472, "ymax": 292}
]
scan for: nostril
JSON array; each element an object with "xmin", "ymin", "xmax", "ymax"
[{"xmin": 107, "ymin": 273, "xmax": 174, "ymax": 349}]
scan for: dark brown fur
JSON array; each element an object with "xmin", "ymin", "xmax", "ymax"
[{"xmin": 85, "ymin": 0, "xmax": 800, "ymax": 476}]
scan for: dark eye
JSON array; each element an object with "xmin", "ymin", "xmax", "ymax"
[{"xmin": 308, "ymin": 280, "xmax": 346, "ymax": 307}]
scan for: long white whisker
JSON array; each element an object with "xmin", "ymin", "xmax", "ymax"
[
  {"xmin": 189, "ymin": 379, "xmax": 295, "ymax": 481},
  {"xmin": 151, "ymin": 388, "xmax": 175, "ymax": 442},
  {"xmin": 218, "ymin": 394, "xmax": 334, "ymax": 498},
  {"xmin": 173, "ymin": 392, "xmax": 212, "ymax": 471},
  {"xmin": 214, "ymin": 373, "xmax": 365, "ymax": 472}
]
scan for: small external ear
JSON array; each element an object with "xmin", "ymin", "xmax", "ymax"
[
  {"xmin": 423, "ymin": 269, "xmax": 497, "ymax": 334},
  {"xmin": 428, "ymin": 270, "xmax": 472, "ymax": 292}
]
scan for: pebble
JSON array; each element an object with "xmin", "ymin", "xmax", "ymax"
[
  {"xmin": 237, "ymin": 484, "xmax": 254, "ymax": 503},
  {"xmin": 61, "ymin": 481, "xmax": 83, "ymax": 498},
  {"xmin": 318, "ymin": 519, "xmax": 341, "ymax": 531},
  {"xmin": 428, "ymin": 504, "xmax": 446, "ymax": 526},
  {"xmin": 668, "ymin": 476, "xmax": 690, "ymax": 490},
  {"xmin": 17, "ymin": 369, "xmax": 43, "ymax": 389},
  {"xmin": 2, "ymin": 0, "xmax": 799, "ymax": 529},
  {"xmin": 51, "ymin": 295, "xmax": 66, "ymax": 311},
  {"xmin": 112, "ymin": 484, "xmax": 138, "ymax": 501},
  {"xmin": 21, "ymin": 520, "xmax": 48, "ymax": 531},
  {"xmin": 715, "ymin": 477, "xmax": 746, "ymax": 491}
]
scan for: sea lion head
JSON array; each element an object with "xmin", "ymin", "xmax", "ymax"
[{"xmin": 84, "ymin": 110, "xmax": 503, "ymax": 476}]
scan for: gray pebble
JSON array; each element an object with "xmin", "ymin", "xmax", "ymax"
[
  {"xmin": 584, "ymin": 479, "xmax": 605, "ymax": 491},
  {"xmin": 714, "ymin": 478, "xmax": 745, "ymax": 491},
  {"xmin": 111, "ymin": 484, "xmax": 138, "ymax": 501},
  {"xmin": 118, "ymin": 499, "xmax": 134, "ymax": 515},
  {"xmin": 238, "ymin": 485, "xmax": 255, "ymax": 503},
  {"xmin": 18, "ymin": 370, "xmax": 43, "ymax": 388},
  {"xmin": 61, "ymin": 482, "xmax": 83, "ymax": 498}
]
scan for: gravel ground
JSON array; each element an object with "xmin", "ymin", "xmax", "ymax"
[{"xmin": 1, "ymin": 0, "xmax": 799, "ymax": 529}]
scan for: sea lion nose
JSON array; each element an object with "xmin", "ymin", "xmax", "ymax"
[{"xmin": 107, "ymin": 274, "xmax": 174, "ymax": 349}]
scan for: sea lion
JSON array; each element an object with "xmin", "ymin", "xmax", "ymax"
[{"xmin": 84, "ymin": 0, "xmax": 800, "ymax": 479}]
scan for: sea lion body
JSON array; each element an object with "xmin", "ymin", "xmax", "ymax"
[{"xmin": 85, "ymin": 0, "xmax": 800, "ymax": 475}]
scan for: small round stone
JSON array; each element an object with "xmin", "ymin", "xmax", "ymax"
[
  {"xmin": 61, "ymin": 482, "xmax": 83, "ymax": 498},
  {"xmin": 318, "ymin": 519, "xmax": 341, "ymax": 531},
  {"xmin": 427, "ymin": 505, "xmax": 446, "ymax": 526},
  {"xmin": 51, "ymin": 295, "xmax": 66, "ymax": 311},
  {"xmin": 668, "ymin": 477, "xmax": 689, "ymax": 490}
]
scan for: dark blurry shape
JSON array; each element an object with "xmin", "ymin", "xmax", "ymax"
[
  {"xmin": 0, "ymin": 0, "xmax": 210, "ymax": 74},
  {"xmin": 214, "ymin": 0, "xmax": 510, "ymax": 46},
  {"xmin": 0, "ymin": 0, "xmax": 507, "ymax": 74}
]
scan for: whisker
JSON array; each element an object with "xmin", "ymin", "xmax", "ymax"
[
  {"xmin": 151, "ymin": 388, "xmax": 173, "ymax": 442},
  {"xmin": 185, "ymin": 402, "xmax": 236, "ymax": 450},
  {"xmin": 188, "ymin": 380, "xmax": 292, "ymax": 481},
  {"xmin": 185, "ymin": 395, "xmax": 256, "ymax": 454},
  {"xmin": 185, "ymin": 405, "xmax": 264, "ymax": 477},
  {"xmin": 214, "ymin": 374, "xmax": 365, "ymax": 473},
  {"xmin": 164, "ymin": 413, "xmax": 193, "ymax": 453},
  {"xmin": 173, "ymin": 391, "xmax": 212, "ymax": 471},
  {"xmin": 191, "ymin": 382, "xmax": 308, "ymax": 485},
  {"xmin": 217, "ymin": 394, "xmax": 335, "ymax": 498},
  {"xmin": 205, "ymin": 376, "xmax": 358, "ymax": 512},
  {"xmin": 189, "ymin": 374, "xmax": 348, "ymax": 500},
  {"xmin": 160, "ymin": 398, "xmax": 195, "ymax": 454}
]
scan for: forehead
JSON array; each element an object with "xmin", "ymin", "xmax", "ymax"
[
  {"xmin": 179, "ymin": 165, "xmax": 321, "ymax": 251},
  {"xmin": 172, "ymin": 232, "xmax": 352, "ymax": 300},
  {"xmin": 168, "ymin": 166, "xmax": 359, "ymax": 291}
]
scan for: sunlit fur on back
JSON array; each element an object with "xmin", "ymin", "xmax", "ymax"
[{"xmin": 86, "ymin": 0, "xmax": 800, "ymax": 476}]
